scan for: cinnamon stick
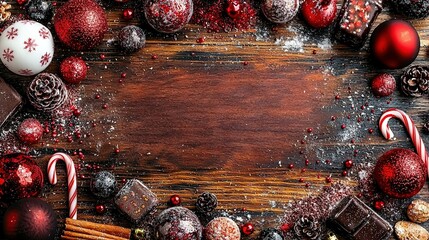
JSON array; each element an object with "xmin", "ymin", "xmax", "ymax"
[
  {"xmin": 65, "ymin": 218, "xmax": 131, "ymax": 239},
  {"xmin": 65, "ymin": 223, "xmax": 128, "ymax": 240}
]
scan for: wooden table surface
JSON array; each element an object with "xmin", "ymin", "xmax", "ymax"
[{"xmin": 2, "ymin": 0, "xmax": 429, "ymax": 239}]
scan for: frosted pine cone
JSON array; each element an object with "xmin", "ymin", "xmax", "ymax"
[
  {"xmin": 196, "ymin": 192, "xmax": 218, "ymax": 213},
  {"xmin": 27, "ymin": 73, "xmax": 68, "ymax": 112},
  {"xmin": 293, "ymin": 216, "xmax": 321, "ymax": 240},
  {"xmin": 401, "ymin": 65, "xmax": 429, "ymax": 97}
]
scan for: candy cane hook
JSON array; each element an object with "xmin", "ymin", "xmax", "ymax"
[
  {"xmin": 48, "ymin": 152, "xmax": 78, "ymax": 219},
  {"xmin": 379, "ymin": 108, "xmax": 429, "ymax": 176}
]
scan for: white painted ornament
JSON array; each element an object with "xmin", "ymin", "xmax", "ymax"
[{"xmin": 0, "ymin": 20, "xmax": 54, "ymax": 76}]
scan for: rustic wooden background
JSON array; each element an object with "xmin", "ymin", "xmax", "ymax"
[{"xmin": 2, "ymin": 0, "xmax": 429, "ymax": 239}]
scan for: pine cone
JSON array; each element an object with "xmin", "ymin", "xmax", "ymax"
[
  {"xmin": 293, "ymin": 216, "xmax": 321, "ymax": 240},
  {"xmin": 196, "ymin": 192, "xmax": 218, "ymax": 213},
  {"xmin": 27, "ymin": 73, "xmax": 68, "ymax": 112},
  {"xmin": 401, "ymin": 65, "xmax": 429, "ymax": 97}
]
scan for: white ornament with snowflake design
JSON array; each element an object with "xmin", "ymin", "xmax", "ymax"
[{"xmin": 0, "ymin": 20, "xmax": 54, "ymax": 76}]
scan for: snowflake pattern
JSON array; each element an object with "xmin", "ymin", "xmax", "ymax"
[
  {"xmin": 19, "ymin": 69, "xmax": 33, "ymax": 75},
  {"xmin": 21, "ymin": 20, "xmax": 35, "ymax": 25},
  {"xmin": 39, "ymin": 27, "xmax": 50, "ymax": 39},
  {"xmin": 6, "ymin": 27, "xmax": 17, "ymax": 39},
  {"xmin": 2, "ymin": 48, "xmax": 14, "ymax": 62},
  {"xmin": 40, "ymin": 52, "xmax": 51, "ymax": 66},
  {"xmin": 23, "ymin": 38, "xmax": 37, "ymax": 52}
]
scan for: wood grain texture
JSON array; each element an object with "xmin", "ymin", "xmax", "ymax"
[{"xmin": 1, "ymin": 1, "xmax": 429, "ymax": 239}]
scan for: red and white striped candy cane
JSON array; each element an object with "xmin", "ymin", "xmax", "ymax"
[
  {"xmin": 47, "ymin": 152, "xmax": 78, "ymax": 219},
  {"xmin": 379, "ymin": 108, "xmax": 429, "ymax": 176}
]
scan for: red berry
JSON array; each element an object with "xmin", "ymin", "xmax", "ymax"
[
  {"xmin": 123, "ymin": 8, "xmax": 133, "ymax": 20},
  {"xmin": 241, "ymin": 222, "xmax": 255, "ymax": 235},
  {"xmin": 95, "ymin": 204, "xmax": 106, "ymax": 214},
  {"xmin": 371, "ymin": 73, "xmax": 396, "ymax": 97},
  {"xmin": 342, "ymin": 170, "xmax": 348, "ymax": 176},
  {"xmin": 169, "ymin": 194, "xmax": 181, "ymax": 206},
  {"xmin": 344, "ymin": 159, "xmax": 353, "ymax": 169},
  {"xmin": 226, "ymin": 0, "xmax": 241, "ymax": 19},
  {"xmin": 280, "ymin": 223, "xmax": 292, "ymax": 232},
  {"xmin": 18, "ymin": 118, "xmax": 43, "ymax": 144},
  {"xmin": 374, "ymin": 200, "xmax": 385, "ymax": 211},
  {"xmin": 60, "ymin": 56, "xmax": 87, "ymax": 84},
  {"xmin": 325, "ymin": 176, "xmax": 332, "ymax": 183},
  {"xmin": 301, "ymin": 0, "xmax": 337, "ymax": 28}
]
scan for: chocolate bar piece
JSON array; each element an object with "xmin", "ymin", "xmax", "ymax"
[
  {"xmin": 335, "ymin": 0, "xmax": 384, "ymax": 48},
  {"xmin": 0, "ymin": 77, "xmax": 22, "ymax": 128},
  {"xmin": 114, "ymin": 179, "xmax": 158, "ymax": 222},
  {"xmin": 329, "ymin": 196, "xmax": 392, "ymax": 240}
]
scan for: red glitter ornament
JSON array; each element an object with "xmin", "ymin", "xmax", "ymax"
[
  {"xmin": 371, "ymin": 73, "xmax": 396, "ymax": 97},
  {"xmin": 374, "ymin": 200, "xmax": 385, "ymax": 211},
  {"xmin": 241, "ymin": 222, "xmax": 255, "ymax": 235},
  {"xmin": 54, "ymin": 0, "xmax": 108, "ymax": 50},
  {"xmin": 143, "ymin": 0, "xmax": 193, "ymax": 33},
  {"xmin": 60, "ymin": 56, "xmax": 88, "ymax": 84},
  {"xmin": 123, "ymin": 8, "xmax": 133, "ymax": 20},
  {"xmin": 374, "ymin": 148, "xmax": 426, "ymax": 199},
  {"xmin": 0, "ymin": 154, "xmax": 44, "ymax": 202},
  {"xmin": 370, "ymin": 20, "xmax": 420, "ymax": 69},
  {"xmin": 2, "ymin": 198, "xmax": 57, "ymax": 240},
  {"xmin": 169, "ymin": 194, "xmax": 181, "ymax": 206},
  {"xmin": 17, "ymin": 118, "xmax": 43, "ymax": 144}
]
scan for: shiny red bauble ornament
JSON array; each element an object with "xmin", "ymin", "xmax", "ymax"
[
  {"xmin": 0, "ymin": 154, "xmax": 43, "ymax": 202},
  {"xmin": 370, "ymin": 20, "xmax": 420, "ymax": 69},
  {"xmin": 169, "ymin": 194, "xmax": 181, "ymax": 206},
  {"xmin": 54, "ymin": 0, "xmax": 107, "ymax": 50},
  {"xmin": 374, "ymin": 148, "xmax": 426, "ymax": 199},
  {"xmin": 60, "ymin": 56, "xmax": 87, "ymax": 84},
  {"xmin": 241, "ymin": 222, "xmax": 255, "ymax": 235},
  {"xmin": 143, "ymin": 0, "xmax": 193, "ymax": 33},
  {"xmin": 301, "ymin": 0, "xmax": 337, "ymax": 28},
  {"xmin": 2, "ymin": 198, "xmax": 57, "ymax": 240}
]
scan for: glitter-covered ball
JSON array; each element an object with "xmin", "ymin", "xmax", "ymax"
[
  {"xmin": 90, "ymin": 171, "xmax": 117, "ymax": 198},
  {"xmin": 2, "ymin": 198, "xmax": 57, "ymax": 240},
  {"xmin": 60, "ymin": 56, "xmax": 87, "ymax": 84},
  {"xmin": 154, "ymin": 207, "xmax": 202, "ymax": 240},
  {"xmin": 374, "ymin": 148, "xmax": 426, "ymax": 199},
  {"xmin": 118, "ymin": 25, "xmax": 146, "ymax": 53},
  {"xmin": 204, "ymin": 217, "xmax": 240, "ymax": 240},
  {"xmin": 143, "ymin": 0, "xmax": 193, "ymax": 33},
  {"xmin": 261, "ymin": 0, "xmax": 299, "ymax": 24},
  {"xmin": 54, "ymin": 0, "xmax": 107, "ymax": 50},
  {"xmin": 0, "ymin": 154, "xmax": 44, "ymax": 202},
  {"xmin": 17, "ymin": 118, "xmax": 43, "ymax": 144}
]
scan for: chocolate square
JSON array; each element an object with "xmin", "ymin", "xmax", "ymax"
[
  {"xmin": 332, "ymin": 197, "xmax": 370, "ymax": 233},
  {"xmin": 353, "ymin": 214, "xmax": 392, "ymax": 240},
  {"xmin": 0, "ymin": 77, "xmax": 22, "ymax": 128},
  {"xmin": 114, "ymin": 179, "xmax": 158, "ymax": 222}
]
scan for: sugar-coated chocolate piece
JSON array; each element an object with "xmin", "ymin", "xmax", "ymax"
[
  {"xmin": 335, "ymin": 0, "xmax": 383, "ymax": 48},
  {"xmin": 0, "ymin": 77, "xmax": 22, "ymax": 128},
  {"xmin": 114, "ymin": 179, "xmax": 158, "ymax": 222},
  {"xmin": 330, "ymin": 196, "xmax": 393, "ymax": 240}
]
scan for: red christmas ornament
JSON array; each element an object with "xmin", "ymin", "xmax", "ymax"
[
  {"xmin": 301, "ymin": 0, "xmax": 337, "ymax": 28},
  {"xmin": 241, "ymin": 222, "xmax": 255, "ymax": 235},
  {"xmin": 374, "ymin": 148, "xmax": 426, "ymax": 199},
  {"xmin": 2, "ymin": 198, "xmax": 57, "ymax": 240},
  {"xmin": 143, "ymin": 0, "xmax": 193, "ymax": 33},
  {"xmin": 371, "ymin": 73, "xmax": 396, "ymax": 97},
  {"xmin": 17, "ymin": 118, "xmax": 43, "ymax": 144},
  {"xmin": 370, "ymin": 20, "xmax": 420, "ymax": 69},
  {"xmin": 54, "ymin": 0, "xmax": 108, "ymax": 50},
  {"xmin": 169, "ymin": 194, "xmax": 181, "ymax": 206},
  {"xmin": 123, "ymin": 8, "xmax": 134, "ymax": 20},
  {"xmin": 60, "ymin": 56, "xmax": 88, "ymax": 84},
  {"xmin": 0, "ymin": 154, "xmax": 44, "ymax": 202}
]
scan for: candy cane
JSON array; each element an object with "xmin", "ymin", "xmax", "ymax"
[
  {"xmin": 48, "ymin": 152, "xmax": 78, "ymax": 219},
  {"xmin": 379, "ymin": 108, "xmax": 429, "ymax": 176}
]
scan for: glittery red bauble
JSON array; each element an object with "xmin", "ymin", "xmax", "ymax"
[
  {"xmin": 143, "ymin": 0, "xmax": 193, "ymax": 33},
  {"xmin": 0, "ymin": 154, "xmax": 43, "ymax": 202},
  {"xmin": 370, "ymin": 20, "xmax": 420, "ymax": 69},
  {"xmin": 60, "ymin": 56, "xmax": 88, "ymax": 84},
  {"xmin": 374, "ymin": 148, "xmax": 426, "ymax": 199},
  {"xmin": 2, "ymin": 198, "xmax": 57, "ymax": 240},
  {"xmin": 54, "ymin": 0, "xmax": 107, "ymax": 50},
  {"xmin": 17, "ymin": 118, "xmax": 43, "ymax": 145}
]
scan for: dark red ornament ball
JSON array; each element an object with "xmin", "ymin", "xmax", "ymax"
[
  {"xmin": 143, "ymin": 0, "xmax": 193, "ymax": 33},
  {"xmin": 241, "ymin": 222, "xmax": 255, "ymax": 235},
  {"xmin": 17, "ymin": 118, "xmax": 43, "ymax": 144},
  {"xmin": 370, "ymin": 20, "xmax": 420, "ymax": 69},
  {"xmin": 60, "ymin": 56, "xmax": 87, "ymax": 84},
  {"xmin": 301, "ymin": 0, "xmax": 337, "ymax": 28},
  {"xmin": 371, "ymin": 73, "xmax": 396, "ymax": 97},
  {"xmin": 374, "ymin": 148, "xmax": 426, "ymax": 199},
  {"xmin": 54, "ymin": 0, "xmax": 107, "ymax": 50},
  {"xmin": 2, "ymin": 198, "xmax": 57, "ymax": 240},
  {"xmin": 169, "ymin": 194, "xmax": 181, "ymax": 206},
  {"xmin": 0, "ymin": 154, "xmax": 43, "ymax": 202}
]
